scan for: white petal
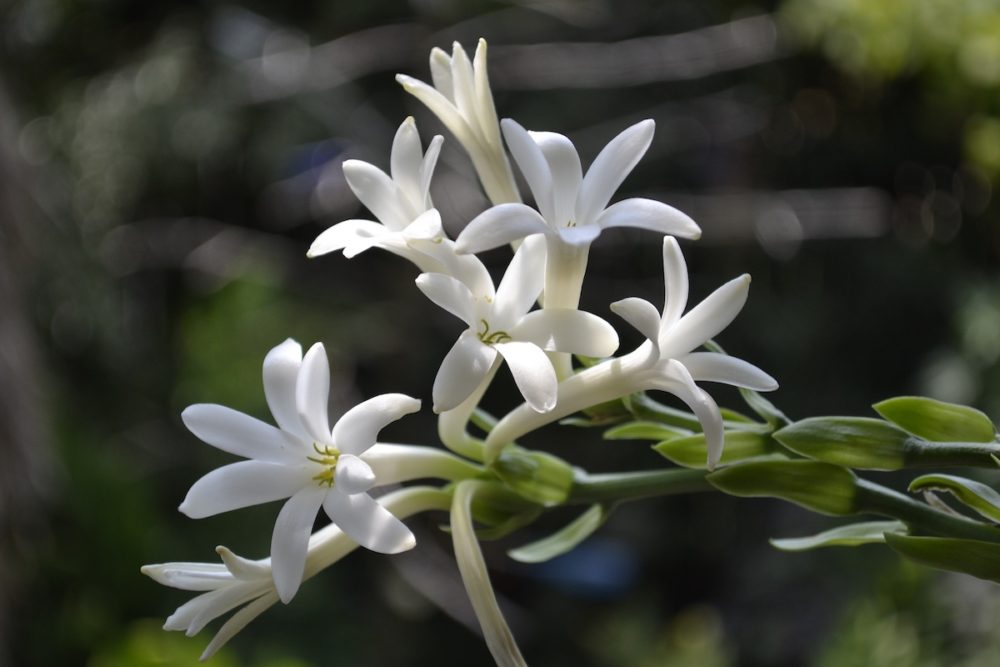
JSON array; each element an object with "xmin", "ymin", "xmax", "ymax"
[
  {"xmin": 307, "ymin": 220, "xmax": 387, "ymax": 258},
  {"xmin": 530, "ymin": 130, "xmax": 581, "ymax": 225},
  {"xmin": 679, "ymin": 352, "xmax": 778, "ymax": 391},
  {"xmin": 433, "ymin": 333, "xmax": 498, "ymax": 413},
  {"xmin": 418, "ymin": 135, "xmax": 445, "ymax": 209},
  {"xmin": 415, "ymin": 272, "xmax": 477, "ymax": 325},
  {"xmin": 429, "ymin": 47, "xmax": 454, "ymax": 100},
  {"xmin": 141, "ymin": 562, "xmax": 232, "ymax": 591},
  {"xmin": 342, "ymin": 160, "xmax": 410, "ymax": 230},
  {"xmin": 555, "ymin": 224, "xmax": 602, "ymax": 247},
  {"xmin": 296, "ymin": 343, "xmax": 333, "ymax": 445},
  {"xmin": 216, "ymin": 546, "xmax": 271, "ymax": 580},
  {"xmin": 181, "ymin": 404, "xmax": 301, "ymax": 463},
  {"xmin": 397, "ymin": 74, "xmax": 478, "ymax": 153},
  {"xmin": 414, "ymin": 237, "xmax": 495, "ymax": 298},
  {"xmin": 263, "ymin": 339, "xmax": 307, "ymax": 439},
  {"xmin": 595, "ymin": 198, "xmax": 701, "ymax": 239},
  {"xmin": 201, "ymin": 591, "xmax": 279, "ymax": 661},
  {"xmin": 660, "ymin": 236, "xmax": 689, "ymax": 330},
  {"xmin": 609, "ymin": 297, "xmax": 661, "ymax": 343},
  {"xmin": 449, "ymin": 42, "xmax": 477, "ymax": 126},
  {"xmin": 165, "ymin": 584, "xmax": 259, "ymax": 635},
  {"xmin": 493, "ymin": 238, "xmax": 545, "ymax": 327},
  {"xmin": 495, "ymin": 341, "xmax": 557, "ymax": 412},
  {"xmin": 472, "ymin": 39, "xmax": 502, "ymax": 148},
  {"xmin": 455, "ymin": 203, "xmax": 550, "ymax": 254},
  {"xmin": 179, "ymin": 460, "xmax": 309, "ymax": 519},
  {"xmin": 501, "ymin": 118, "xmax": 555, "ymax": 222},
  {"xmin": 332, "ymin": 393, "xmax": 422, "ymax": 456},
  {"xmin": 390, "ymin": 118, "xmax": 424, "ymax": 209},
  {"xmin": 511, "ymin": 309, "xmax": 619, "ymax": 357},
  {"xmin": 323, "ymin": 491, "xmax": 416, "ymax": 554},
  {"xmin": 576, "ymin": 119, "xmax": 655, "ymax": 226},
  {"xmin": 659, "ymin": 274, "xmax": 751, "ymax": 359},
  {"xmin": 271, "ymin": 486, "xmax": 326, "ymax": 603},
  {"xmin": 656, "ymin": 360, "xmax": 725, "ymax": 469},
  {"xmin": 334, "ymin": 454, "xmax": 376, "ymax": 494},
  {"xmin": 403, "ymin": 208, "xmax": 444, "ymax": 242}
]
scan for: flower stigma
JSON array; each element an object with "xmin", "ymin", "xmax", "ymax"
[
  {"xmin": 477, "ymin": 319, "xmax": 512, "ymax": 345},
  {"xmin": 307, "ymin": 442, "xmax": 341, "ymax": 487}
]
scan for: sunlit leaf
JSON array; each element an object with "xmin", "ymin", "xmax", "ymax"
[
  {"xmin": 771, "ymin": 520, "xmax": 907, "ymax": 551},
  {"xmin": 874, "ymin": 396, "xmax": 996, "ymax": 443}
]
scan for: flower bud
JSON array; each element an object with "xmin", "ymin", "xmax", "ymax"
[{"xmin": 707, "ymin": 459, "xmax": 858, "ymax": 516}]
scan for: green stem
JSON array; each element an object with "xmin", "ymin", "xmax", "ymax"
[
  {"xmin": 906, "ymin": 441, "xmax": 1000, "ymax": 468},
  {"xmin": 568, "ymin": 467, "xmax": 713, "ymax": 505},
  {"xmin": 855, "ymin": 479, "xmax": 1000, "ymax": 543}
]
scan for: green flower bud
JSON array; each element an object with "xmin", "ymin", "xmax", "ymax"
[
  {"xmin": 707, "ymin": 460, "xmax": 858, "ymax": 515},
  {"xmin": 491, "ymin": 449, "xmax": 575, "ymax": 507},
  {"xmin": 874, "ymin": 396, "xmax": 997, "ymax": 443}
]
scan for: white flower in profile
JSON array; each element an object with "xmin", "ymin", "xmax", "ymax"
[
  {"xmin": 179, "ymin": 339, "xmax": 420, "ymax": 602},
  {"xmin": 416, "ymin": 237, "xmax": 619, "ymax": 414},
  {"xmin": 308, "ymin": 117, "xmax": 444, "ymax": 262},
  {"xmin": 396, "ymin": 39, "xmax": 520, "ymax": 205},
  {"xmin": 485, "ymin": 237, "xmax": 777, "ymax": 467},
  {"xmin": 142, "ymin": 547, "xmax": 278, "ymax": 660},
  {"xmin": 456, "ymin": 119, "xmax": 702, "ymax": 308}
]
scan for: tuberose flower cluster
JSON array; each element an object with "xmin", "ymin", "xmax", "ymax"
[{"xmin": 143, "ymin": 39, "xmax": 776, "ymax": 664}]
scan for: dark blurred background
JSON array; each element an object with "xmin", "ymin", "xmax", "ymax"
[{"xmin": 2, "ymin": 0, "xmax": 1000, "ymax": 665}]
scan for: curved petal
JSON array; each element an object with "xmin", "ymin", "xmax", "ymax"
[
  {"xmin": 396, "ymin": 74, "xmax": 478, "ymax": 153},
  {"xmin": 679, "ymin": 352, "xmax": 778, "ymax": 391},
  {"xmin": 530, "ymin": 130, "xmax": 581, "ymax": 226},
  {"xmin": 511, "ymin": 309, "xmax": 619, "ymax": 357},
  {"xmin": 271, "ymin": 486, "xmax": 326, "ymax": 603},
  {"xmin": 323, "ymin": 491, "xmax": 416, "ymax": 554},
  {"xmin": 455, "ymin": 203, "xmax": 550, "ymax": 255},
  {"xmin": 433, "ymin": 333, "xmax": 498, "ymax": 413},
  {"xmin": 332, "ymin": 393, "xmax": 422, "ymax": 455},
  {"xmin": 390, "ymin": 118, "xmax": 424, "ymax": 208},
  {"xmin": 501, "ymin": 118, "xmax": 555, "ymax": 222},
  {"xmin": 495, "ymin": 341, "xmax": 557, "ymax": 413},
  {"xmin": 342, "ymin": 160, "xmax": 410, "ymax": 230},
  {"xmin": 596, "ymin": 198, "xmax": 701, "ymax": 239},
  {"xmin": 181, "ymin": 404, "xmax": 301, "ymax": 463},
  {"xmin": 449, "ymin": 42, "xmax": 476, "ymax": 127},
  {"xmin": 141, "ymin": 562, "xmax": 232, "ymax": 592},
  {"xmin": 660, "ymin": 236, "xmax": 689, "ymax": 330},
  {"xmin": 263, "ymin": 339, "xmax": 308, "ymax": 439},
  {"xmin": 307, "ymin": 220, "xmax": 387, "ymax": 258},
  {"xmin": 296, "ymin": 343, "xmax": 333, "ymax": 445},
  {"xmin": 659, "ymin": 275, "xmax": 751, "ymax": 359},
  {"xmin": 414, "ymin": 237, "xmax": 495, "ymax": 298},
  {"xmin": 200, "ymin": 591, "xmax": 279, "ymax": 661},
  {"xmin": 415, "ymin": 272, "xmax": 477, "ymax": 325},
  {"xmin": 179, "ymin": 460, "xmax": 310, "ymax": 519},
  {"xmin": 418, "ymin": 135, "xmax": 445, "ymax": 209},
  {"xmin": 402, "ymin": 208, "xmax": 444, "ymax": 242},
  {"xmin": 493, "ymin": 237, "xmax": 546, "ymax": 327},
  {"xmin": 576, "ymin": 119, "xmax": 655, "ymax": 226},
  {"xmin": 472, "ymin": 39, "xmax": 503, "ymax": 149},
  {"xmin": 609, "ymin": 297, "xmax": 661, "ymax": 344},
  {"xmin": 655, "ymin": 359, "xmax": 724, "ymax": 470},
  {"xmin": 428, "ymin": 48, "xmax": 454, "ymax": 100},
  {"xmin": 334, "ymin": 454, "xmax": 376, "ymax": 495}
]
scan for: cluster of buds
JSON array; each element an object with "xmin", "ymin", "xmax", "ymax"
[{"xmin": 144, "ymin": 39, "xmax": 776, "ymax": 664}]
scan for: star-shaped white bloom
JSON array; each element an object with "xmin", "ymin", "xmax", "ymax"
[
  {"xmin": 308, "ymin": 117, "xmax": 444, "ymax": 261},
  {"xmin": 456, "ymin": 118, "xmax": 701, "ymax": 252},
  {"xmin": 484, "ymin": 237, "xmax": 776, "ymax": 467},
  {"xmin": 416, "ymin": 237, "xmax": 619, "ymax": 413},
  {"xmin": 396, "ymin": 39, "xmax": 519, "ymax": 204},
  {"xmin": 142, "ymin": 547, "xmax": 277, "ymax": 660},
  {"xmin": 179, "ymin": 339, "xmax": 420, "ymax": 602}
]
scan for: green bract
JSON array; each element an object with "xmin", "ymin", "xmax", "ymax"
[
  {"xmin": 774, "ymin": 417, "xmax": 912, "ymax": 470},
  {"xmin": 874, "ymin": 396, "xmax": 996, "ymax": 443},
  {"xmin": 508, "ymin": 503, "xmax": 613, "ymax": 564},
  {"xmin": 885, "ymin": 534, "xmax": 1000, "ymax": 584},
  {"xmin": 707, "ymin": 460, "xmax": 858, "ymax": 515},
  {"xmin": 490, "ymin": 449, "xmax": 575, "ymax": 507},
  {"xmin": 908, "ymin": 474, "xmax": 1000, "ymax": 524},
  {"xmin": 654, "ymin": 430, "xmax": 781, "ymax": 469},
  {"xmin": 770, "ymin": 520, "xmax": 907, "ymax": 551}
]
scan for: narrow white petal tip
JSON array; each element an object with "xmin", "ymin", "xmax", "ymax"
[{"xmin": 396, "ymin": 532, "xmax": 418, "ymax": 553}]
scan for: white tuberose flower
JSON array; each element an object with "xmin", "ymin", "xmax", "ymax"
[
  {"xmin": 456, "ymin": 118, "xmax": 701, "ymax": 308},
  {"xmin": 308, "ymin": 117, "xmax": 443, "ymax": 262},
  {"xmin": 485, "ymin": 237, "xmax": 777, "ymax": 467},
  {"xmin": 179, "ymin": 339, "xmax": 420, "ymax": 602},
  {"xmin": 142, "ymin": 547, "xmax": 278, "ymax": 660},
  {"xmin": 417, "ymin": 238, "xmax": 619, "ymax": 413},
  {"xmin": 396, "ymin": 39, "xmax": 520, "ymax": 205}
]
